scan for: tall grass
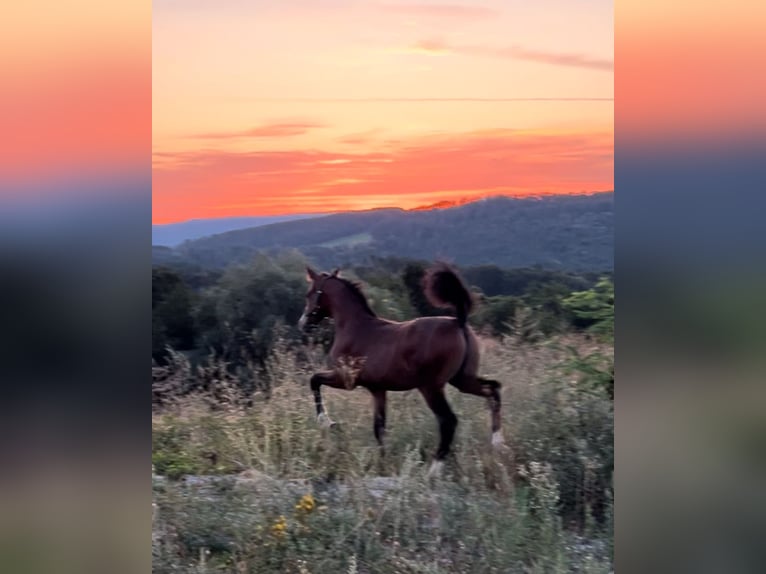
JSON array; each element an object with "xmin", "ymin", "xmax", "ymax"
[{"xmin": 152, "ymin": 333, "xmax": 613, "ymax": 573}]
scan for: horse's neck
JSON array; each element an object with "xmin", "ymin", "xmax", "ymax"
[{"xmin": 330, "ymin": 294, "xmax": 375, "ymax": 333}]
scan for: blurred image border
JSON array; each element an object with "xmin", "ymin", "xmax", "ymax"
[{"xmin": 1, "ymin": 0, "xmax": 765, "ymax": 572}]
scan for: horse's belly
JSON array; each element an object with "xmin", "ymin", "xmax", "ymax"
[
  {"xmin": 359, "ymin": 362, "xmax": 425, "ymax": 391},
  {"xmin": 362, "ymin": 378, "xmax": 421, "ymax": 392}
]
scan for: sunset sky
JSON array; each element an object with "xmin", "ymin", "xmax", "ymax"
[{"xmin": 152, "ymin": 0, "xmax": 613, "ymax": 224}]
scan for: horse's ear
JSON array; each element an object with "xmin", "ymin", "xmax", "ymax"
[
  {"xmin": 331, "ymin": 268, "xmax": 340, "ymax": 277},
  {"xmin": 306, "ymin": 266, "xmax": 318, "ymax": 283}
]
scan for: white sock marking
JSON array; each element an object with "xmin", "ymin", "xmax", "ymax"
[{"xmin": 317, "ymin": 412, "xmax": 335, "ymax": 427}]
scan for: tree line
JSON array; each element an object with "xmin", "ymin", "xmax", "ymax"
[{"xmin": 153, "ymin": 251, "xmax": 613, "ymax": 370}]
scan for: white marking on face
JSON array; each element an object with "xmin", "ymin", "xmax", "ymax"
[
  {"xmin": 298, "ymin": 313, "xmax": 307, "ymax": 330},
  {"xmin": 491, "ymin": 431, "xmax": 505, "ymax": 447}
]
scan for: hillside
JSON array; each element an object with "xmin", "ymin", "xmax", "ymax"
[
  {"xmin": 152, "ymin": 214, "xmax": 321, "ymax": 247},
  {"xmin": 168, "ymin": 192, "xmax": 613, "ymax": 271}
]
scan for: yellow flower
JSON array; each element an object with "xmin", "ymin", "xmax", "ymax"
[
  {"xmin": 295, "ymin": 493, "xmax": 316, "ymax": 513},
  {"xmin": 271, "ymin": 515, "xmax": 288, "ymax": 538}
]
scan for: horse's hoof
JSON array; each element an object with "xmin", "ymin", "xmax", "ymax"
[
  {"xmin": 491, "ymin": 431, "xmax": 505, "ymax": 448},
  {"xmin": 427, "ymin": 460, "xmax": 444, "ymax": 478},
  {"xmin": 317, "ymin": 413, "xmax": 336, "ymax": 428}
]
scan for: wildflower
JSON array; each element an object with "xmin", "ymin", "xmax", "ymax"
[
  {"xmin": 295, "ymin": 493, "xmax": 316, "ymax": 514},
  {"xmin": 271, "ymin": 515, "xmax": 288, "ymax": 538}
]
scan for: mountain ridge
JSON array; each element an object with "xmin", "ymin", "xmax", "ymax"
[
  {"xmin": 152, "ymin": 213, "xmax": 323, "ymax": 247},
  {"xmin": 158, "ymin": 192, "xmax": 613, "ymax": 271}
]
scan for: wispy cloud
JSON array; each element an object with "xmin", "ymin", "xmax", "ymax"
[
  {"xmin": 379, "ymin": 3, "xmax": 499, "ymax": 20},
  {"xmin": 410, "ymin": 39, "xmax": 613, "ymax": 71},
  {"xmin": 338, "ymin": 129, "xmax": 385, "ymax": 145},
  {"xmin": 239, "ymin": 97, "xmax": 613, "ymax": 103},
  {"xmin": 470, "ymin": 45, "xmax": 613, "ymax": 72},
  {"xmin": 190, "ymin": 120, "xmax": 325, "ymax": 140},
  {"xmin": 408, "ymin": 38, "xmax": 451, "ymax": 55}
]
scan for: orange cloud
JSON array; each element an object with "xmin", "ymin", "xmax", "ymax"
[
  {"xmin": 410, "ymin": 38, "xmax": 451, "ymax": 54},
  {"xmin": 153, "ymin": 129, "xmax": 613, "ymax": 223},
  {"xmin": 339, "ymin": 129, "xmax": 385, "ymax": 145},
  {"xmin": 190, "ymin": 121, "xmax": 325, "ymax": 140}
]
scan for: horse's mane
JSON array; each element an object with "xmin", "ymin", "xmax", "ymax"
[{"xmin": 334, "ymin": 277, "xmax": 377, "ymax": 317}]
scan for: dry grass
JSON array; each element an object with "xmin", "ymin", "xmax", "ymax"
[{"xmin": 152, "ymin": 333, "xmax": 613, "ymax": 573}]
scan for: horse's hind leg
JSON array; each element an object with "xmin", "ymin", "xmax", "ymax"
[
  {"xmin": 419, "ymin": 387, "xmax": 458, "ymax": 462},
  {"xmin": 450, "ymin": 375, "xmax": 503, "ymax": 446},
  {"xmin": 309, "ymin": 370, "xmax": 347, "ymax": 427}
]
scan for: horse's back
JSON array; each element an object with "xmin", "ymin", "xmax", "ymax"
[{"xmin": 361, "ymin": 315, "xmax": 475, "ymax": 388}]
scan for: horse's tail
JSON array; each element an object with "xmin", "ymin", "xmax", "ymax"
[{"xmin": 423, "ymin": 262, "xmax": 474, "ymax": 327}]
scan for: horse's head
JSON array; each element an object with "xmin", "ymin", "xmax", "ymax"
[{"xmin": 298, "ymin": 266, "xmax": 339, "ymax": 331}]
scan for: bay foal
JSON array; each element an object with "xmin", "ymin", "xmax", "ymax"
[{"xmin": 298, "ymin": 263, "xmax": 503, "ymax": 469}]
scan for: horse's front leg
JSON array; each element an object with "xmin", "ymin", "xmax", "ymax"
[
  {"xmin": 371, "ymin": 390, "xmax": 387, "ymax": 450},
  {"xmin": 309, "ymin": 370, "xmax": 348, "ymax": 427}
]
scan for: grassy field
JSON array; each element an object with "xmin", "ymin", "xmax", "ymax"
[{"xmin": 152, "ymin": 334, "xmax": 613, "ymax": 573}]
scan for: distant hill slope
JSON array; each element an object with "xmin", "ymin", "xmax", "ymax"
[
  {"xmin": 171, "ymin": 192, "xmax": 613, "ymax": 271},
  {"xmin": 152, "ymin": 214, "xmax": 321, "ymax": 247}
]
